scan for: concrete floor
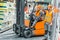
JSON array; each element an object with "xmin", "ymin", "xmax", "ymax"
[{"xmin": 0, "ymin": 29, "xmax": 45, "ymax": 40}]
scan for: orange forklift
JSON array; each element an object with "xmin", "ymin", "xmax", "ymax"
[{"xmin": 13, "ymin": 0, "xmax": 51, "ymax": 38}]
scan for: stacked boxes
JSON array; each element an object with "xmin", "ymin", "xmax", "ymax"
[
  {"xmin": 0, "ymin": 2, "xmax": 7, "ymax": 30},
  {"xmin": 0, "ymin": 1, "xmax": 16, "ymax": 31}
]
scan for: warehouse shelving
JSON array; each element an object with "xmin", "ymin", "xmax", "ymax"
[
  {"xmin": 0, "ymin": 0, "xmax": 16, "ymax": 32},
  {"xmin": 0, "ymin": 2, "xmax": 7, "ymax": 30}
]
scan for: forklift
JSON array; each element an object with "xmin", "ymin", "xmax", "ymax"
[{"xmin": 13, "ymin": 0, "xmax": 56, "ymax": 40}]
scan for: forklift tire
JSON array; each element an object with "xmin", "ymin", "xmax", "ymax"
[
  {"xmin": 13, "ymin": 24, "xmax": 18, "ymax": 34},
  {"xmin": 24, "ymin": 30, "xmax": 32, "ymax": 38},
  {"xmin": 13, "ymin": 24, "xmax": 16, "ymax": 31}
]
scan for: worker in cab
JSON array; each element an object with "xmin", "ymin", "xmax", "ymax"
[
  {"xmin": 31, "ymin": 5, "xmax": 46, "ymax": 28},
  {"xmin": 32, "ymin": 5, "xmax": 46, "ymax": 35},
  {"xmin": 35, "ymin": 5, "xmax": 46, "ymax": 21},
  {"xmin": 35, "ymin": 5, "xmax": 42, "ymax": 17}
]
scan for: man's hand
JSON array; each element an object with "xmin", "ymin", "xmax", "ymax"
[{"xmin": 50, "ymin": 22, "xmax": 52, "ymax": 26}]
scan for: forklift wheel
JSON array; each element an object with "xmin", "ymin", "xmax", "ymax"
[
  {"xmin": 24, "ymin": 30, "xmax": 32, "ymax": 38},
  {"xmin": 13, "ymin": 24, "xmax": 19, "ymax": 34},
  {"xmin": 13, "ymin": 24, "xmax": 16, "ymax": 31}
]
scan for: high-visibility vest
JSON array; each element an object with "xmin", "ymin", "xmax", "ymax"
[
  {"xmin": 45, "ymin": 10, "xmax": 53, "ymax": 23},
  {"xmin": 35, "ymin": 10, "xmax": 40, "ymax": 17}
]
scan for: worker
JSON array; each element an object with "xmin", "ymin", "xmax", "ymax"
[
  {"xmin": 35, "ymin": 5, "xmax": 46, "ymax": 20},
  {"xmin": 31, "ymin": 5, "xmax": 46, "ymax": 28},
  {"xmin": 45, "ymin": 5, "xmax": 53, "ymax": 30},
  {"xmin": 53, "ymin": 6, "xmax": 59, "ymax": 13},
  {"xmin": 45, "ymin": 5, "xmax": 53, "ymax": 40},
  {"xmin": 45, "ymin": 5, "xmax": 53, "ymax": 25},
  {"xmin": 35, "ymin": 5, "xmax": 42, "ymax": 17}
]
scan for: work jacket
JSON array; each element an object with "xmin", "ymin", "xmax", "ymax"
[{"xmin": 45, "ymin": 10, "xmax": 53, "ymax": 23}]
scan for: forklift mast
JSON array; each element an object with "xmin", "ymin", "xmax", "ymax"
[{"xmin": 16, "ymin": 0, "xmax": 25, "ymax": 27}]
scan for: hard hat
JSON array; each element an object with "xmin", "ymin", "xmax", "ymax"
[
  {"xmin": 36, "ymin": 5, "xmax": 42, "ymax": 9},
  {"xmin": 48, "ymin": 5, "xmax": 52, "ymax": 9}
]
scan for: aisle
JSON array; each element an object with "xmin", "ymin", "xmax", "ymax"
[{"xmin": 0, "ymin": 29, "xmax": 45, "ymax": 40}]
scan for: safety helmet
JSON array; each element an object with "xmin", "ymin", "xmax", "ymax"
[
  {"xmin": 36, "ymin": 5, "xmax": 42, "ymax": 9},
  {"xmin": 48, "ymin": 5, "xmax": 52, "ymax": 9}
]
